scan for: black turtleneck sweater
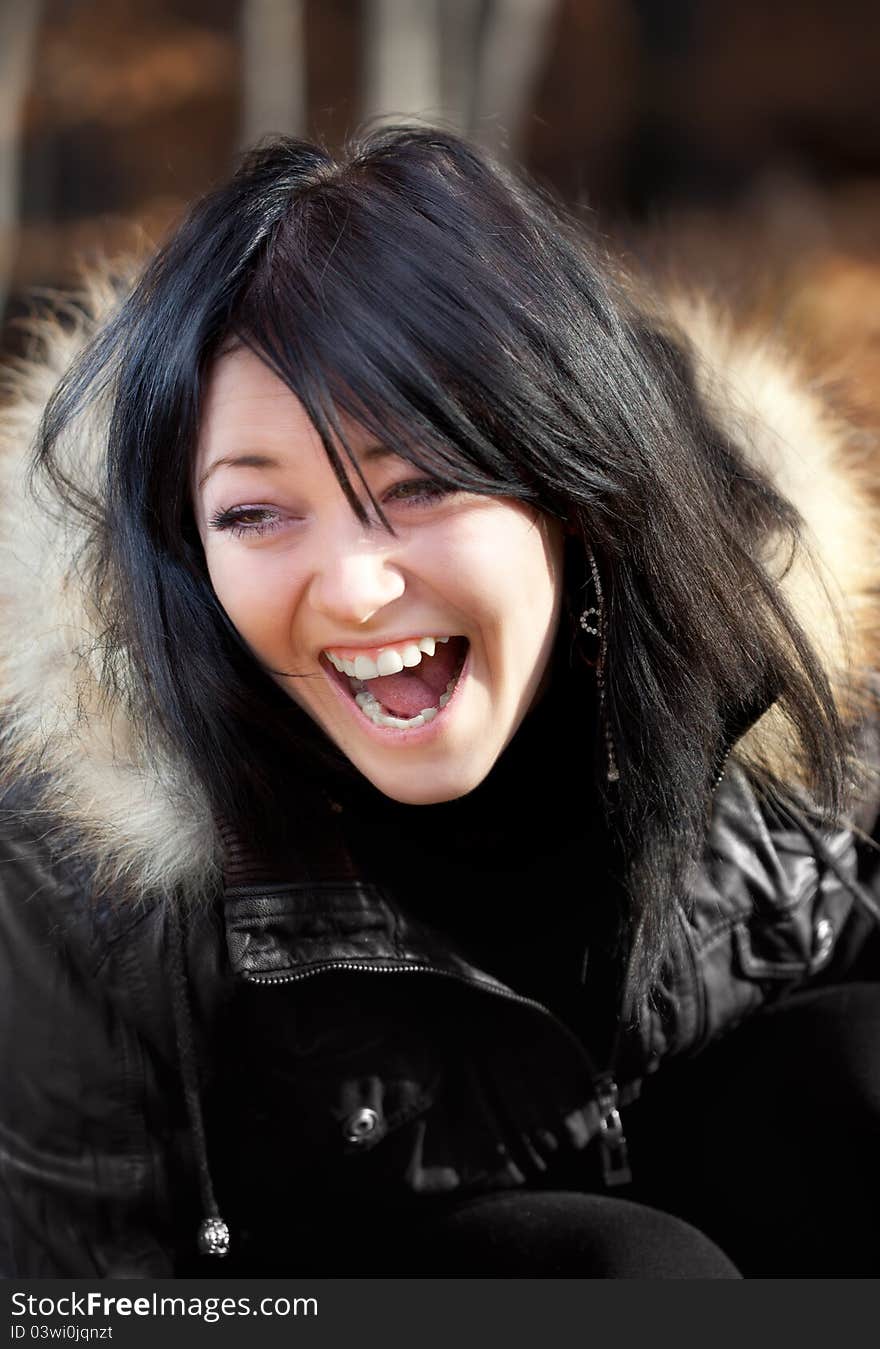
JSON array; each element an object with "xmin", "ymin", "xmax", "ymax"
[{"xmin": 328, "ymin": 648, "xmax": 624, "ymax": 1051}]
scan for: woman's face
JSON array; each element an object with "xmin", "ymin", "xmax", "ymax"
[{"xmin": 193, "ymin": 347, "xmax": 564, "ymax": 804}]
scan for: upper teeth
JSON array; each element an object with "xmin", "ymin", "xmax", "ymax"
[{"xmin": 324, "ymin": 635, "xmax": 449, "ymax": 680}]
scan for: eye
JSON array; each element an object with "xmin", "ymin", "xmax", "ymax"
[
  {"xmin": 382, "ymin": 478, "xmax": 455, "ymax": 507},
  {"xmin": 207, "ymin": 505, "xmax": 283, "ymax": 538}
]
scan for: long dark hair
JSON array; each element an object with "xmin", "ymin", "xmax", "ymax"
[{"xmin": 35, "ymin": 125, "xmax": 849, "ymax": 988}]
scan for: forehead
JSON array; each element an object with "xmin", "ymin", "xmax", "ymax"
[
  {"xmin": 194, "ymin": 346, "xmax": 400, "ymax": 499},
  {"xmin": 199, "ymin": 347, "xmax": 315, "ymax": 443}
]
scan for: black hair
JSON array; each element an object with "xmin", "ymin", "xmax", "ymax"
[{"xmin": 35, "ymin": 125, "xmax": 850, "ymax": 990}]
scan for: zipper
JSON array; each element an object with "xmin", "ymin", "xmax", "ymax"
[
  {"xmin": 244, "ymin": 958, "xmax": 597, "ymax": 1070},
  {"xmin": 581, "ymin": 909, "xmax": 640, "ymax": 1189},
  {"xmin": 588, "ymin": 1011, "xmax": 635, "ymax": 1188},
  {"xmin": 593, "ymin": 1072, "xmax": 632, "ymax": 1186},
  {"xmin": 712, "ymin": 743, "xmax": 733, "ymax": 793}
]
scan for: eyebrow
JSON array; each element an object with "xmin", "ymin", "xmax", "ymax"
[
  {"xmin": 197, "ymin": 442, "xmax": 395, "ymax": 490},
  {"xmin": 197, "ymin": 453, "xmax": 280, "ymax": 489}
]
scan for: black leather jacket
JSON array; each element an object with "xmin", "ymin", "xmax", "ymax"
[
  {"xmin": 3, "ymin": 283, "xmax": 879, "ymax": 1277},
  {"xmin": 2, "ymin": 763, "xmax": 877, "ymax": 1277}
]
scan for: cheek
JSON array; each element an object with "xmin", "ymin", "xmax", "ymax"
[
  {"xmin": 492, "ymin": 520, "xmax": 564, "ymax": 692},
  {"xmin": 466, "ymin": 516, "xmax": 562, "ymax": 628},
  {"xmin": 423, "ymin": 513, "xmax": 562, "ymax": 689},
  {"xmin": 204, "ymin": 548, "xmax": 302, "ymax": 655}
]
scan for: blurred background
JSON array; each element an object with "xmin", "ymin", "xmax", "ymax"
[{"xmin": 2, "ymin": 0, "xmax": 880, "ymax": 409}]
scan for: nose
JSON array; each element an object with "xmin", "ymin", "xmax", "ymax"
[{"xmin": 307, "ymin": 528, "xmax": 406, "ymax": 627}]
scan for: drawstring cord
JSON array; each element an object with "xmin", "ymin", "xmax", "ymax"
[
  {"xmin": 163, "ymin": 803, "xmax": 354, "ymax": 1260},
  {"xmin": 165, "ymin": 900, "xmax": 230, "ymax": 1258}
]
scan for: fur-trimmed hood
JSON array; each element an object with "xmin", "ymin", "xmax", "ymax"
[
  {"xmin": 1, "ymin": 276, "xmax": 878, "ymax": 902},
  {"xmin": 0, "ymin": 279, "xmax": 221, "ymax": 902},
  {"xmin": 661, "ymin": 290, "xmax": 880, "ymax": 773}
]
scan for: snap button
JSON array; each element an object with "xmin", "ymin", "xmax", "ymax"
[
  {"xmin": 812, "ymin": 917, "xmax": 834, "ymax": 964},
  {"xmin": 342, "ymin": 1107, "xmax": 381, "ymax": 1144}
]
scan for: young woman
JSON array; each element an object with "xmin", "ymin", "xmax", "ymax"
[{"xmin": 1, "ymin": 127, "xmax": 878, "ymax": 1278}]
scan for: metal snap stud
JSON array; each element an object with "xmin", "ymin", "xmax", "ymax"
[
  {"xmin": 197, "ymin": 1216, "xmax": 230, "ymax": 1258},
  {"xmin": 342, "ymin": 1106, "xmax": 381, "ymax": 1143},
  {"xmin": 812, "ymin": 917, "xmax": 834, "ymax": 964}
]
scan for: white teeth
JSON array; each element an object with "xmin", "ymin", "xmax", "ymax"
[
  {"xmin": 376, "ymin": 648, "xmax": 405, "ymax": 676},
  {"xmin": 326, "ymin": 634, "xmax": 467, "ymax": 731},
  {"xmin": 351, "ymin": 686, "xmax": 438, "ymax": 730},
  {"xmin": 356, "ymin": 692, "xmax": 433, "ymax": 729},
  {"xmin": 353, "ymin": 654, "xmax": 379, "ymax": 680},
  {"xmin": 437, "ymin": 675, "xmax": 458, "ymax": 709},
  {"xmin": 326, "ymin": 636, "xmax": 448, "ymax": 676},
  {"xmin": 347, "ymin": 657, "xmax": 465, "ymax": 729}
]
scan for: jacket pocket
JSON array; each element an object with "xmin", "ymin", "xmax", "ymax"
[
  {"xmin": 689, "ymin": 784, "xmax": 860, "ymax": 1052},
  {"xmin": 733, "ymin": 823, "xmax": 854, "ymax": 977}
]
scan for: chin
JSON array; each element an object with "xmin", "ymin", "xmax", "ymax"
[{"xmin": 355, "ymin": 755, "xmax": 491, "ymax": 805}]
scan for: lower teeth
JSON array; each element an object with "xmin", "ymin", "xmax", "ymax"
[{"xmin": 351, "ymin": 675, "xmax": 459, "ymax": 729}]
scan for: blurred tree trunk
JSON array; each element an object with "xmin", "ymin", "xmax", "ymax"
[
  {"xmin": 472, "ymin": 0, "xmax": 558, "ymax": 158},
  {"xmin": 361, "ymin": 0, "xmax": 557, "ymax": 157},
  {"xmin": 239, "ymin": 0, "xmax": 306, "ymax": 146},
  {"xmin": 0, "ymin": 0, "xmax": 42, "ymax": 323},
  {"xmin": 363, "ymin": 0, "xmax": 442, "ymax": 125},
  {"xmin": 438, "ymin": 0, "xmax": 484, "ymax": 133}
]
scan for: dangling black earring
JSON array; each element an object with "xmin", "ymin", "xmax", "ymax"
[{"xmin": 580, "ymin": 547, "xmax": 619, "ymax": 784}]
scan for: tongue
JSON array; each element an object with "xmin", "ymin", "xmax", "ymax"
[{"xmin": 364, "ymin": 638, "xmax": 465, "ymax": 718}]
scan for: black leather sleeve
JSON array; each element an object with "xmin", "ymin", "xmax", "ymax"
[
  {"xmin": 0, "ymin": 802, "xmax": 181, "ymax": 1277},
  {"xmin": 639, "ymin": 766, "xmax": 880, "ymax": 1067}
]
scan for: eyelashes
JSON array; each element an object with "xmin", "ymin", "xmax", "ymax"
[
  {"xmin": 207, "ymin": 506, "xmax": 283, "ymax": 538},
  {"xmin": 207, "ymin": 479, "xmax": 457, "ymax": 538},
  {"xmin": 383, "ymin": 478, "xmax": 453, "ymax": 506}
]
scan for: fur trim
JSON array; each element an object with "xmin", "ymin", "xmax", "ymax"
[
  {"xmin": 661, "ymin": 293, "xmax": 880, "ymax": 784},
  {"xmin": 0, "ymin": 274, "xmax": 877, "ymax": 900},
  {"xmin": 0, "ymin": 276, "xmax": 220, "ymax": 902}
]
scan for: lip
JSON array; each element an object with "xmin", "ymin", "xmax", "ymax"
[{"xmin": 319, "ymin": 641, "xmax": 471, "ymax": 745}]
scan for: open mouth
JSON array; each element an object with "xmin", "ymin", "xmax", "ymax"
[{"xmin": 323, "ymin": 635, "xmax": 469, "ymax": 730}]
